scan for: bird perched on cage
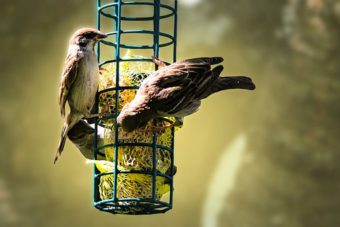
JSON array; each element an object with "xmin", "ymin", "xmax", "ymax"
[
  {"xmin": 117, "ymin": 57, "xmax": 256, "ymax": 132},
  {"xmin": 55, "ymin": 28, "xmax": 107, "ymax": 164},
  {"xmin": 67, "ymin": 120, "xmax": 176, "ymax": 203},
  {"xmin": 67, "ymin": 119, "xmax": 177, "ymax": 176},
  {"xmin": 67, "ymin": 120, "xmax": 105, "ymax": 160}
]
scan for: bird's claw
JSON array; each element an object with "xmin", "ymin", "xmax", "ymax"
[
  {"xmin": 151, "ymin": 56, "xmax": 169, "ymax": 67},
  {"xmin": 149, "ymin": 123, "xmax": 176, "ymax": 134},
  {"xmin": 84, "ymin": 112, "xmax": 112, "ymax": 121},
  {"xmin": 99, "ymin": 67, "xmax": 108, "ymax": 75}
]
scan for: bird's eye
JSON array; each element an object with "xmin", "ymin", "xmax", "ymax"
[{"xmin": 78, "ymin": 37, "xmax": 88, "ymax": 46}]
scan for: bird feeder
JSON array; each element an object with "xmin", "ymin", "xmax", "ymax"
[{"xmin": 93, "ymin": 0, "xmax": 177, "ymax": 214}]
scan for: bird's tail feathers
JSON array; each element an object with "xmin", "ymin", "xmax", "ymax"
[
  {"xmin": 59, "ymin": 88, "xmax": 67, "ymax": 118},
  {"xmin": 211, "ymin": 65, "xmax": 224, "ymax": 76},
  {"xmin": 198, "ymin": 75, "xmax": 255, "ymax": 100},
  {"xmin": 195, "ymin": 65, "xmax": 224, "ymax": 100},
  {"xmin": 213, "ymin": 76, "xmax": 256, "ymax": 92},
  {"xmin": 60, "ymin": 107, "xmax": 65, "ymax": 118},
  {"xmin": 184, "ymin": 57, "xmax": 224, "ymax": 65},
  {"xmin": 54, "ymin": 113, "xmax": 80, "ymax": 164},
  {"xmin": 54, "ymin": 123, "xmax": 68, "ymax": 164},
  {"xmin": 205, "ymin": 57, "xmax": 224, "ymax": 65}
]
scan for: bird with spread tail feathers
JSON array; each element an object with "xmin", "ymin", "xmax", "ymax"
[
  {"xmin": 55, "ymin": 28, "xmax": 107, "ymax": 164},
  {"xmin": 117, "ymin": 57, "xmax": 256, "ymax": 132}
]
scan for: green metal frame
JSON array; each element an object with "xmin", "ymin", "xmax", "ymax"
[{"xmin": 93, "ymin": 0, "xmax": 177, "ymax": 215}]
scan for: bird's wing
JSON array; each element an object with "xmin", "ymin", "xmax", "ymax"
[
  {"xmin": 59, "ymin": 52, "xmax": 82, "ymax": 117},
  {"xmin": 177, "ymin": 57, "xmax": 223, "ymax": 65},
  {"xmin": 146, "ymin": 58, "xmax": 222, "ymax": 115}
]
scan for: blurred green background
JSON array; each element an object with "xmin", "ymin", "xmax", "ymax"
[{"xmin": 1, "ymin": 0, "xmax": 340, "ymax": 226}]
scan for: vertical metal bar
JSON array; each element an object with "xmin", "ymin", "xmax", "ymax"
[
  {"xmin": 113, "ymin": 0, "xmax": 122, "ymax": 202},
  {"xmin": 154, "ymin": 0, "xmax": 161, "ymax": 62},
  {"xmin": 97, "ymin": 0, "xmax": 101, "ymax": 62},
  {"xmin": 93, "ymin": 0, "xmax": 101, "ymax": 205},
  {"xmin": 173, "ymin": 0, "xmax": 177, "ymax": 63},
  {"xmin": 151, "ymin": 0, "xmax": 161, "ymax": 201},
  {"xmin": 95, "ymin": 0, "xmax": 101, "ymax": 158},
  {"xmin": 95, "ymin": 0, "xmax": 101, "ymax": 160},
  {"xmin": 169, "ymin": 0, "xmax": 177, "ymax": 208},
  {"xmin": 169, "ymin": 127, "xmax": 175, "ymax": 208}
]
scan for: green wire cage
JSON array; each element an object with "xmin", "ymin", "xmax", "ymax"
[{"xmin": 93, "ymin": 0, "xmax": 178, "ymax": 215}]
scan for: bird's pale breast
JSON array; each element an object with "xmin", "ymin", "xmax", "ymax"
[{"xmin": 69, "ymin": 51, "xmax": 99, "ymax": 114}]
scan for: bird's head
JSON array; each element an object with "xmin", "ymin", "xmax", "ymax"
[
  {"xmin": 69, "ymin": 28, "xmax": 107, "ymax": 50},
  {"xmin": 117, "ymin": 103, "xmax": 154, "ymax": 132}
]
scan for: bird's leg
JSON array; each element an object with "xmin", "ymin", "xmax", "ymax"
[
  {"xmin": 149, "ymin": 123, "xmax": 174, "ymax": 134},
  {"xmin": 99, "ymin": 67, "xmax": 108, "ymax": 75},
  {"xmin": 83, "ymin": 112, "xmax": 112, "ymax": 120},
  {"xmin": 84, "ymin": 113, "xmax": 100, "ymax": 119},
  {"xmin": 151, "ymin": 56, "xmax": 170, "ymax": 67},
  {"xmin": 148, "ymin": 117, "xmax": 183, "ymax": 133},
  {"xmin": 174, "ymin": 117, "xmax": 184, "ymax": 128}
]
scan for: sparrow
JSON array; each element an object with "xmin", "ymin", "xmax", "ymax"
[
  {"xmin": 117, "ymin": 57, "xmax": 256, "ymax": 132},
  {"xmin": 55, "ymin": 28, "xmax": 107, "ymax": 164},
  {"xmin": 67, "ymin": 120, "xmax": 105, "ymax": 160},
  {"xmin": 67, "ymin": 120, "xmax": 177, "ymax": 176}
]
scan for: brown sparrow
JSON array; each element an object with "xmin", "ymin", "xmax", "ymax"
[
  {"xmin": 67, "ymin": 120, "xmax": 177, "ymax": 176},
  {"xmin": 117, "ymin": 57, "xmax": 256, "ymax": 132},
  {"xmin": 55, "ymin": 28, "xmax": 107, "ymax": 164},
  {"xmin": 67, "ymin": 120, "xmax": 105, "ymax": 160}
]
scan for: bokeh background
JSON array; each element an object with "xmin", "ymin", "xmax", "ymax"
[{"xmin": 1, "ymin": 0, "xmax": 340, "ymax": 226}]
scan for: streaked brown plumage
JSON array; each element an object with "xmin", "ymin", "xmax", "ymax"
[
  {"xmin": 117, "ymin": 57, "xmax": 256, "ymax": 132},
  {"xmin": 55, "ymin": 28, "xmax": 107, "ymax": 164}
]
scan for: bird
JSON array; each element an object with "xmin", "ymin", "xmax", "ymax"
[
  {"xmin": 67, "ymin": 120, "xmax": 176, "ymax": 203},
  {"xmin": 117, "ymin": 57, "xmax": 256, "ymax": 132},
  {"xmin": 67, "ymin": 120, "xmax": 177, "ymax": 176},
  {"xmin": 55, "ymin": 27, "xmax": 107, "ymax": 164},
  {"xmin": 67, "ymin": 120, "xmax": 105, "ymax": 160}
]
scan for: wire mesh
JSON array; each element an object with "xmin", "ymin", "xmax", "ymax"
[{"xmin": 93, "ymin": 0, "xmax": 177, "ymax": 215}]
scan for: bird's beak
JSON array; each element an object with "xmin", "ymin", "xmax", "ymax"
[{"xmin": 96, "ymin": 33, "xmax": 108, "ymax": 40}]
